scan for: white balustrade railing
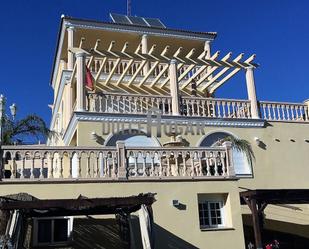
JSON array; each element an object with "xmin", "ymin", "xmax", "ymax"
[
  {"xmin": 181, "ymin": 97, "xmax": 251, "ymax": 119},
  {"xmin": 126, "ymin": 147, "xmax": 233, "ymax": 178},
  {"xmin": 2, "ymin": 146, "xmax": 118, "ymax": 180},
  {"xmin": 86, "ymin": 93, "xmax": 172, "ymax": 115},
  {"xmin": 259, "ymin": 101, "xmax": 309, "ymax": 122},
  {"xmin": 1, "ymin": 145, "xmax": 234, "ymax": 181}
]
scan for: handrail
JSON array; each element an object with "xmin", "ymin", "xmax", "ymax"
[{"xmin": 1, "ymin": 145, "xmax": 234, "ymax": 180}]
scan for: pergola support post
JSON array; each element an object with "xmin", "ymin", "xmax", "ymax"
[
  {"xmin": 169, "ymin": 59, "xmax": 180, "ymax": 115},
  {"xmin": 67, "ymin": 26, "xmax": 75, "ymax": 70},
  {"xmin": 141, "ymin": 34, "xmax": 149, "ymax": 75},
  {"xmin": 245, "ymin": 66, "xmax": 260, "ymax": 119},
  {"xmin": 76, "ymin": 52, "xmax": 86, "ymax": 111},
  {"xmin": 248, "ymin": 198, "xmax": 263, "ymax": 249}
]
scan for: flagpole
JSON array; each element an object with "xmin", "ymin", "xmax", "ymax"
[
  {"xmin": 127, "ymin": 0, "xmax": 131, "ymax": 16},
  {"xmin": 0, "ymin": 95, "xmax": 5, "ymax": 179}
]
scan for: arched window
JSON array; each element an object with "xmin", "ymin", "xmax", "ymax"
[
  {"xmin": 105, "ymin": 130, "xmax": 160, "ymax": 147},
  {"xmin": 199, "ymin": 132, "xmax": 252, "ymax": 176},
  {"xmin": 105, "ymin": 131, "xmax": 161, "ymax": 175}
]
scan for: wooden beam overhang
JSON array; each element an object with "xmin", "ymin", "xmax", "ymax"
[
  {"xmin": 0, "ymin": 193, "xmax": 156, "ymax": 218},
  {"xmin": 68, "ymin": 39, "xmax": 257, "ymax": 96}
]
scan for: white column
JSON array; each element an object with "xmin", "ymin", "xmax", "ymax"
[
  {"xmin": 67, "ymin": 26, "xmax": 75, "ymax": 70},
  {"xmin": 204, "ymin": 40, "xmax": 211, "ymax": 59},
  {"xmin": 76, "ymin": 52, "xmax": 86, "ymax": 111},
  {"xmin": 204, "ymin": 41, "xmax": 212, "ymax": 83},
  {"xmin": 245, "ymin": 66, "xmax": 259, "ymax": 119},
  {"xmin": 169, "ymin": 59, "xmax": 180, "ymax": 115},
  {"xmin": 141, "ymin": 34, "xmax": 149, "ymax": 74}
]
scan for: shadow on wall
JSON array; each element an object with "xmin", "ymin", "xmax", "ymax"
[
  {"xmin": 71, "ymin": 217, "xmax": 198, "ymax": 249},
  {"xmin": 153, "ymin": 223, "xmax": 198, "ymax": 249},
  {"xmin": 72, "ymin": 218, "xmax": 128, "ymax": 249},
  {"xmin": 130, "ymin": 215, "xmax": 198, "ymax": 249}
]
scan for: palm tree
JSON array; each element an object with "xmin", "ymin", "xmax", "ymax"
[
  {"xmin": 2, "ymin": 114, "xmax": 51, "ymax": 145},
  {"xmin": 217, "ymin": 135, "xmax": 255, "ymax": 166}
]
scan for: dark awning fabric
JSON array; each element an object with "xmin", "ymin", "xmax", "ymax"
[
  {"xmin": 0, "ymin": 193, "xmax": 156, "ymax": 217},
  {"xmin": 240, "ymin": 189, "xmax": 309, "ymax": 205}
]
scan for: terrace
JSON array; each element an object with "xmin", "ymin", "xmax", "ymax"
[
  {"xmin": 1, "ymin": 142, "xmax": 235, "ymax": 181},
  {"xmin": 52, "ymin": 35, "xmax": 309, "ymax": 137}
]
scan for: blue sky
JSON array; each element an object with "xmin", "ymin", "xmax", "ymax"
[{"xmin": 1, "ymin": 0, "xmax": 309, "ymax": 124}]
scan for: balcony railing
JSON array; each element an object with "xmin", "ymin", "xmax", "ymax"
[
  {"xmin": 1, "ymin": 144, "xmax": 234, "ymax": 181},
  {"xmin": 86, "ymin": 93, "xmax": 252, "ymax": 119},
  {"xmin": 259, "ymin": 101, "xmax": 309, "ymax": 122},
  {"xmin": 84, "ymin": 93, "xmax": 309, "ymax": 123},
  {"xmin": 86, "ymin": 93, "xmax": 172, "ymax": 115},
  {"xmin": 181, "ymin": 96, "xmax": 251, "ymax": 119}
]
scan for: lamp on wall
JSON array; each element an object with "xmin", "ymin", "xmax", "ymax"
[{"xmin": 90, "ymin": 131, "xmax": 105, "ymax": 145}]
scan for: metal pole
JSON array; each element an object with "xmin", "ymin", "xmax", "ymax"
[
  {"xmin": 0, "ymin": 94, "xmax": 5, "ymax": 144},
  {"xmin": 127, "ymin": 0, "xmax": 132, "ymax": 16},
  {"xmin": 0, "ymin": 94, "xmax": 5, "ymax": 180}
]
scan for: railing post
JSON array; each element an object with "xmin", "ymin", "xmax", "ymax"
[
  {"xmin": 303, "ymin": 99, "xmax": 309, "ymax": 121},
  {"xmin": 117, "ymin": 141, "xmax": 127, "ymax": 180},
  {"xmin": 245, "ymin": 66, "xmax": 259, "ymax": 119},
  {"xmin": 204, "ymin": 40, "xmax": 212, "ymax": 80},
  {"xmin": 141, "ymin": 34, "xmax": 149, "ymax": 75},
  {"xmin": 169, "ymin": 59, "xmax": 180, "ymax": 115},
  {"xmin": 67, "ymin": 26, "xmax": 75, "ymax": 70},
  {"xmin": 222, "ymin": 141, "xmax": 235, "ymax": 176},
  {"xmin": 76, "ymin": 52, "xmax": 86, "ymax": 111}
]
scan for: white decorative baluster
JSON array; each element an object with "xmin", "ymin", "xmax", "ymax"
[
  {"xmin": 206, "ymin": 152, "xmax": 211, "ymax": 176},
  {"xmin": 222, "ymin": 101, "xmax": 226, "ymax": 118},
  {"xmin": 140, "ymin": 152, "xmax": 145, "ymax": 177},
  {"xmin": 40, "ymin": 157, "xmax": 44, "ymax": 179},
  {"xmin": 49, "ymin": 155, "xmax": 54, "ymax": 179},
  {"xmin": 217, "ymin": 101, "xmax": 221, "ymax": 118},
  {"xmin": 190, "ymin": 152, "xmax": 195, "ymax": 177},
  {"xmin": 267, "ymin": 104, "xmax": 272, "ymax": 120},
  {"xmin": 182, "ymin": 152, "xmax": 187, "ymax": 176},
  {"xmin": 214, "ymin": 152, "xmax": 219, "ymax": 176},
  {"xmin": 59, "ymin": 155, "xmax": 63, "ymax": 178},
  {"xmin": 198, "ymin": 152, "xmax": 203, "ymax": 176},
  {"xmin": 68, "ymin": 154, "xmax": 73, "ymax": 178},
  {"xmin": 221, "ymin": 152, "xmax": 226, "ymax": 176},
  {"xmin": 10, "ymin": 157, "xmax": 16, "ymax": 179},
  {"xmin": 271, "ymin": 104, "xmax": 276, "ymax": 120},
  {"xmin": 150, "ymin": 154, "xmax": 155, "ymax": 177},
  {"xmin": 86, "ymin": 153, "xmax": 91, "ymax": 178}
]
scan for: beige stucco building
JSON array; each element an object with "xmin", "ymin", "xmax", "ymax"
[{"xmin": 1, "ymin": 13, "xmax": 309, "ymax": 249}]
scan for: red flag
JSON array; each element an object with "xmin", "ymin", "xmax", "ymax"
[{"xmin": 85, "ymin": 66, "xmax": 94, "ymax": 91}]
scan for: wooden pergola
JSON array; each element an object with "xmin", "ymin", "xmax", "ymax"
[
  {"xmin": 69, "ymin": 37, "xmax": 257, "ymax": 96},
  {"xmin": 0, "ymin": 193, "xmax": 156, "ymax": 217},
  {"xmin": 240, "ymin": 189, "xmax": 309, "ymax": 249},
  {"xmin": 0, "ymin": 193, "xmax": 156, "ymax": 248}
]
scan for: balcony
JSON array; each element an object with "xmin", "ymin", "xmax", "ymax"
[
  {"xmin": 61, "ymin": 45, "xmax": 309, "ymax": 124},
  {"xmin": 85, "ymin": 92, "xmax": 309, "ymax": 122},
  {"xmin": 1, "ymin": 143, "xmax": 234, "ymax": 182}
]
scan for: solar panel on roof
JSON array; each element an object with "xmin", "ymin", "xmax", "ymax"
[
  {"xmin": 145, "ymin": 18, "xmax": 166, "ymax": 28},
  {"xmin": 110, "ymin": 13, "xmax": 167, "ymax": 29},
  {"xmin": 128, "ymin": 16, "xmax": 148, "ymax": 26},
  {"xmin": 110, "ymin": 13, "xmax": 131, "ymax": 25}
]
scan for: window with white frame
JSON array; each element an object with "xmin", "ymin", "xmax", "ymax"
[
  {"xmin": 198, "ymin": 194, "xmax": 228, "ymax": 229},
  {"xmin": 33, "ymin": 217, "xmax": 72, "ymax": 246}
]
